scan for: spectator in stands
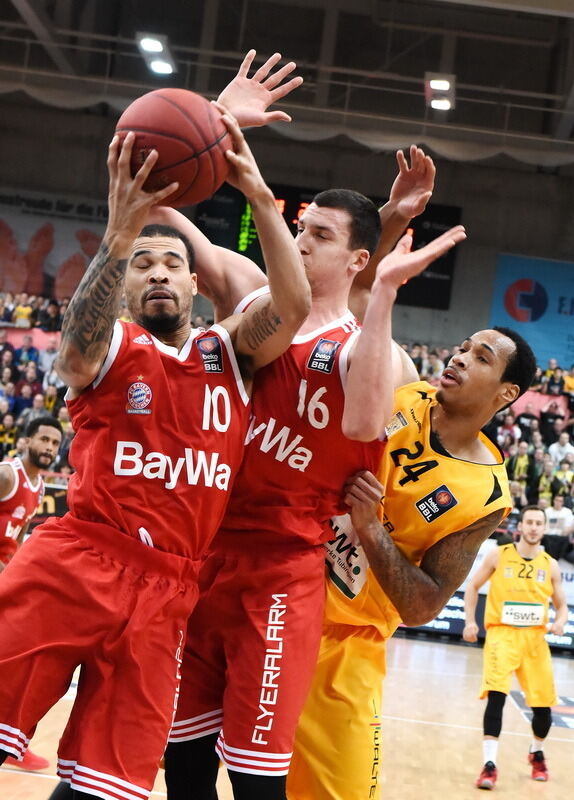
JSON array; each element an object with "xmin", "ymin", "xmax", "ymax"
[
  {"xmin": 42, "ymin": 384, "xmax": 60, "ymax": 416},
  {"xmin": 422, "ymin": 350, "xmax": 444, "ymax": 385},
  {"xmin": 42, "ymin": 362, "xmax": 66, "ymax": 399},
  {"xmin": 16, "ymin": 393, "xmax": 46, "ymax": 433},
  {"xmin": 1, "ymin": 350, "xmax": 19, "ymax": 383},
  {"xmin": 529, "ymin": 429, "xmax": 545, "ymax": 453},
  {"xmin": 15, "ymin": 363, "xmax": 42, "ymax": 397},
  {"xmin": 37, "ymin": 299, "xmax": 62, "ymax": 332},
  {"xmin": 14, "ymin": 334, "xmax": 40, "ymax": 374},
  {"xmin": 54, "ymin": 404, "xmax": 74, "ymax": 468},
  {"xmin": 497, "ymin": 412, "xmax": 522, "ymax": 448},
  {"xmin": 29, "ymin": 295, "xmax": 46, "ymax": 328},
  {"xmin": 532, "ymin": 461, "xmax": 556, "ymax": 505},
  {"xmin": 553, "ymin": 459, "xmax": 574, "ymax": 498},
  {"xmin": 0, "ymin": 329, "xmax": 14, "ymax": 357},
  {"xmin": 0, "ymin": 412, "xmax": 17, "ymax": 458},
  {"xmin": 563, "ymin": 364, "xmax": 574, "ymax": 409},
  {"xmin": 506, "ymin": 440, "xmax": 534, "ymax": 489},
  {"xmin": 529, "ymin": 366, "xmax": 544, "ymax": 392},
  {"xmin": 409, "ymin": 343, "xmax": 423, "ymax": 373},
  {"xmin": 0, "ymin": 293, "xmax": 14, "ymax": 324},
  {"xmin": 543, "ymin": 495, "xmax": 574, "ymax": 558},
  {"xmin": 12, "ymin": 383, "xmax": 33, "ymax": 418},
  {"xmin": 515, "ymin": 402, "xmax": 539, "ymax": 442},
  {"xmin": 540, "ymin": 400, "xmax": 565, "ymax": 445},
  {"xmin": 6, "ymin": 435, "xmax": 28, "ymax": 459},
  {"xmin": 548, "ymin": 430, "xmax": 574, "ymax": 467},
  {"xmin": 58, "ymin": 297, "xmax": 70, "ymax": 320},
  {"xmin": 438, "ymin": 346, "xmax": 452, "ymax": 365},
  {"xmin": 37, "ymin": 335, "xmax": 59, "ymax": 375},
  {"xmin": 11, "ymin": 292, "xmax": 33, "ymax": 328},
  {"xmin": 544, "ymin": 366, "xmax": 565, "ymax": 396}
]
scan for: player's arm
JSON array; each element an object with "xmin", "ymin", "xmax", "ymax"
[
  {"xmin": 549, "ymin": 559, "xmax": 568, "ymax": 636},
  {"xmin": 56, "ymin": 134, "xmax": 178, "ymax": 392},
  {"xmin": 350, "ymin": 146, "xmax": 435, "ymax": 322},
  {"xmin": 461, "ymin": 547, "xmax": 500, "ymax": 642},
  {"xmin": 343, "ymin": 469, "xmax": 502, "ymax": 626},
  {"xmin": 218, "ymin": 111, "xmax": 310, "ymax": 370},
  {"xmin": 216, "ymin": 49, "xmax": 303, "ymax": 128},
  {"xmin": 342, "ymin": 227, "xmax": 465, "ymax": 442},
  {"xmin": 15, "ymin": 520, "xmax": 30, "ymax": 547},
  {"xmin": 0, "ymin": 463, "xmax": 15, "ymax": 501}
]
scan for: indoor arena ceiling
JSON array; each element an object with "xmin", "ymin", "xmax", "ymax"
[{"xmin": 2, "ymin": 0, "xmax": 574, "ymax": 166}]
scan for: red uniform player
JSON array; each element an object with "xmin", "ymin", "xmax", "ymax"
[
  {"xmin": 0, "ymin": 416, "xmax": 61, "ymax": 773},
  {"xmin": 0, "ymin": 104, "xmax": 310, "ymax": 800}
]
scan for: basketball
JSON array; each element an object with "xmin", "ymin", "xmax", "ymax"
[{"xmin": 115, "ymin": 88, "xmax": 232, "ymax": 208}]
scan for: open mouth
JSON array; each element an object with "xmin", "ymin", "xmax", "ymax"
[
  {"xmin": 440, "ymin": 367, "xmax": 460, "ymax": 386},
  {"xmin": 145, "ymin": 290, "xmax": 175, "ymax": 302}
]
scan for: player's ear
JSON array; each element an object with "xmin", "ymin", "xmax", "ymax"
[
  {"xmin": 190, "ymin": 273, "xmax": 198, "ymax": 296},
  {"xmin": 351, "ymin": 248, "xmax": 370, "ymax": 275},
  {"xmin": 499, "ymin": 382, "xmax": 519, "ymax": 408}
]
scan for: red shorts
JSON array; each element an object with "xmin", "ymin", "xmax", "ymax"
[
  {"xmin": 0, "ymin": 514, "xmax": 199, "ymax": 800},
  {"xmin": 170, "ymin": 542, "xmax": 325, "ymax": 777}
]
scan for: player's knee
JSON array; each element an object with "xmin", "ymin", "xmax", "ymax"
[
  {"xmin": 483, "ymin": 690, "xmax": 506, "ymax": 737},
  {"xmin": 228, "ymin": 769, "xmax": 287, "ymax": 800},
  {"xmin": 531, "ymin": 706, "xmax": 552, "ymax": 740}
]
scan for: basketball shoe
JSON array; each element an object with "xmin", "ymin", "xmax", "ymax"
[
  {"xmin": 475, "ymin": 761, "xmax": 497, "ymax": 790},
  {"xmin": 528, "ymin": 751, "xmax": 549, "ymax": 781},
  {"xmin": 5, "ymin": 749, "xmax": 50, "ymax": 770}
]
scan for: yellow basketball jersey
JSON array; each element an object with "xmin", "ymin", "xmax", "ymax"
[
  {"xmin": 484, "ymin": 543, "xmax": 554, "ymax": 630},
  {"xmin": 324, "ymin": 381, "xmax": 512, "ymax": 638}
]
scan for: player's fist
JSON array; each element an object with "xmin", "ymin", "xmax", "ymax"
[
  {"xmin": 462, "ymin": 622, "xmax": 479, "ymax": 643},
  {"xmin": 548, "ymin": 621, "xmax": 564, "ymax": 637}
]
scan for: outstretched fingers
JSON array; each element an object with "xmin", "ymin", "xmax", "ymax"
[
  {"xmin": 251, "ymin": 51, "xmax": 282, "ymax": 83},
  {"xmin": 236, "ymin": 48, "xmax": 257, "ymax": 78}
]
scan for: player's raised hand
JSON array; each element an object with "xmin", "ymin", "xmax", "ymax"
[
  {"xmin": 215, "ymin": 106, "xmax": 269, "ymax": 201},
  {"xmin": 375, "ymin": 225, "xmax": 466, "ymax": 293},
  {"xmin": 388, "ymin": 145, "xmax": 436, "ymax": 222},
  {"xmin": 343, "ymin": 470, "xmax": 384, "ymax": 533},
  {"xmin": 105, "ymin": 132, "xmax": 179, "ymax": 255},
  {"xmin": 462, "ymin": 622, "xmax": 479, "ymax": 643},
  {"xmin": 216, "ymin": 49, "xmax": 303, "ymax": 128}
]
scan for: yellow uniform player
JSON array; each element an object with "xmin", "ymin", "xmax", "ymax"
[
  {"xmin": 463, "ymin": 506, "xmax": 567, "ymax": 790},
  {"xmin": 289, "ymin": 326, "xmax": 538, "ymax": 800}
]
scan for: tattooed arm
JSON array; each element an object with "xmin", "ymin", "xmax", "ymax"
[
  {"xmin": 56, "ymin": 133, "xmax": 178, "ymax": 392},
  {"xmin": 343, "ymin": 470, "xmax": 504, "ymax": 626},
  {"xmin": 217, "ymin": 110, "xmax": 310, "ymax": 371}
]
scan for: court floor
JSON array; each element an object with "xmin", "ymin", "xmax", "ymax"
[{"xmin": 2, "ymin": 634, "xmax": 573, "ymax": 799}]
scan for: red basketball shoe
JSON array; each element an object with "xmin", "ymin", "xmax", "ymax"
[
  {"xmin": 475, "ymin": 761, "xmax": 497, "ymax": 790},
  {"xmin": 4, "ymin": 749, "xmax": 50, "ymax": 770},
  {"xmin": 528, "ymin": 751, "xmax": 549, "ymax": 781}
]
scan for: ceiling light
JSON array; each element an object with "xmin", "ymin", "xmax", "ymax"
[
  {"xmin": 150, "ymin": 59, "xmax": 174, "ymax": 75},
  {"xmin": 139, "ymin": 37, "xmax": 164, "ymax": 53},
  {"xmin": 425, "ymin": 72, "xmax": 456, "ymax": 111},
  {"xmin": 136, "ymin": 32, "xmax": 177, "ymax": 76}
]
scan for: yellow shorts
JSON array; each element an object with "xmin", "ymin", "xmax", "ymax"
[
  {"xmin": 288, "ymin": 623, "xmax": 386, "ymax": 800},
  {"xmin": 480, "ymin": 625, "xmax": 557, "ymax": 707}
]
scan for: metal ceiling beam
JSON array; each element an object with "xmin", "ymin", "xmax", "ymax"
[
  {"xmin": 431, "ymin": 0, "xmax": 574, "ymax": 19},
  {"xmin": 10, "ymin": 0, "xmax": 79, "ymax": 74}
]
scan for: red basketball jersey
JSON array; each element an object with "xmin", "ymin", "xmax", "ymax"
[
  {"xmin": 218, "ymin": 311, "xmax": 385, "ymax": 547},
  {"xmin": 66, "ymin": 320, "xmax": 250, "ymax": 558},
  {"xmin": 0, "ymin": 457, "xmax": 44, "ymax": 563}
]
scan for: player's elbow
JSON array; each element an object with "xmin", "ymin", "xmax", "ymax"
[
  {"xmin": 55, "ymin": 352, "xmax": 100, "ymax": 392},
  {"xmin": 342, "ymin": 415, "xmax": 384, "ymax": 442}
]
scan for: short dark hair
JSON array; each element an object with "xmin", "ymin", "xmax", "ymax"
[
  {"xmin": 519, "ymin": 504, "xmax": 545, "ymax": 522},
  {"xmin": 312, "ymin": 189, "xmax": 381, "ymax": 254},
  {"xmin": 493, "ymin": 326, "xmax": 537, "ymax": 399},
  {"xmin": 137, "ymin": 224, "xmax": 195, "ymax": 271},
  {"xmin": 26, "ymin": 416, "xmax": 63, "ymax": 439}
]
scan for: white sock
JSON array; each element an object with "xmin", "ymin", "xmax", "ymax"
[
  {"xmin": 530, "ymin": 740, "xmax": 544, "ymax": 754},
  {"xmin": 483, "ymin": 739, "xmax": 498, "ymax": 765}
]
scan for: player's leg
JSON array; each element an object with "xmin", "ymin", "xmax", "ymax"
[
  {"xmin": 0, "ymin": 526, "xmax": 87, "ymax": 766},
  {"xmin": 516, "ymin": 630, "xmax": 556, "ymax": 782},
  {"xmin": 216, "ymin": 547, "xmax": 325, "ymax": 800},
  {"xmin": 476, "ymin": 627, "xmax": 519, "ymax": 790},
  {"xmin": 164, "ymin": 556, "xmax": 230, "ymax": 800},
  {"xmin": 288, "ymin": 625, "xmax": 385, "ymax": 800},
  {"xmin": 46, "ymin": 783, "xmax": 73, "ymax": 799},
  {"xmin": 164, "ymin": 734, "xmax": 219, "ymax": 799}
]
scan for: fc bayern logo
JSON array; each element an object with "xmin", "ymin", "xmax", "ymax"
[
  {"xmin": 127, "ymin": 381, "xmax": 152, "ymax": 410},
  {"xmin": 435, "ymin": 490, "xmax": 452, "ymax": 506},
  {"xmin": 503, "ymin": 278, "xmax": 548, "ymax": 322}
]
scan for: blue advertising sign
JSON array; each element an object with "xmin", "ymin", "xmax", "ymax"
[{"xmin": 489, "ymin": 254, "xmax": 574, "ymax": 367}]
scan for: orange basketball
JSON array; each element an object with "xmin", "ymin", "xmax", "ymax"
[{"xmin": 115, "ymin": 88, "xmax": 231, "ymax": 207}]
